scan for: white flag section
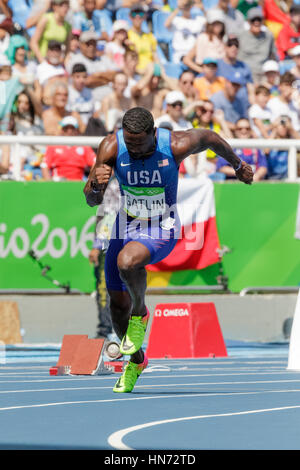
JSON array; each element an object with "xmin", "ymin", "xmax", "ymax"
[
  {"xmin": 148, "ymin": 176, "xmax": 220, "ymax": 272},
  {"xmin": 287, "ymin": 289, "xmax": 300, "ymax": 370}
]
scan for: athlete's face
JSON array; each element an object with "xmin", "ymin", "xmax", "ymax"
[{"xmin": 123, "ymin": 128, "xmax": 156, "ymax": 160}]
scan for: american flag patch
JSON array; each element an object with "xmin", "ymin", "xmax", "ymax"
[{"xmin": 158, "ymin": 159, "xmax": 169, "ymax": 167}]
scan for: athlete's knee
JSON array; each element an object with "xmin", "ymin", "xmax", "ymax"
[{"xmin": 117, "ymin": 243, "xmax": 150, "ymax": 273}]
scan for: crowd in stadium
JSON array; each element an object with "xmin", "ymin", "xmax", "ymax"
[{"xmin": 0, "ymin": 0, "xmax": 299, "ymax": 182}]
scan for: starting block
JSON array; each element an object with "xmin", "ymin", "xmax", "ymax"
[
  {"xmin": 49, "ymin": 335, "xmax": 124, "ymax": 376},
  {"xmin": 146, "ymin": 302, "xmax": 227, "ymax": 359}
]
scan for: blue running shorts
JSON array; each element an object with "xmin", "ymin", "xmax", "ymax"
[{"xmin": 105, "ymin": 212, "xmax": 180, "ymax": 291}]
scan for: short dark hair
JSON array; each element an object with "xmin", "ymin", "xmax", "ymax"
[
  {"xmin": 122, "ymin": 107, "xmax": 154, "ymax": 134},
  {"xmin": 72, "ymin": 63, "xmax": 87, "ymax": 74},
  {"xmin": 255, "ymin": 85, "xmax": 270, "ymax": 95},
  {"xmin": 280, "ymin": 72, "xmax": 295, "ymax": 86}
]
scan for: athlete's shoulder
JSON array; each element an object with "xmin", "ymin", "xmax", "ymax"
[{"xmin": 97, "ymin": 133, "xmax": 118, "ymax": 165}]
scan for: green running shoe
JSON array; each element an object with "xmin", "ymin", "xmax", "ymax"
[
  {"xmin": 120, "ymin": 308, "xmax": 150, "ymax": 356},
  {"xmin": 113, "ymin": 355, "xmax": 148, "ymax": 393}
]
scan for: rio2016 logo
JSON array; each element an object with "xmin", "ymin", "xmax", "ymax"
[{"xmin": 0, "ymin": 214, "xmax": 96, "ymax": 259}]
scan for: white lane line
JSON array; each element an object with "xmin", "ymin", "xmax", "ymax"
[
  {"xmin": 108, "ymin": 405, "xmax": 300, "ymax": 450},
  {"xmin": 0, "ymin": 371, "xmax": 293, "ymax": 384},
  {"xmin": 1, "ymin": 388, "xmax": 300, "ymax": 413},
  {"xmin": 1, "ymin": 379, "xmax": 300, "ymax": 394}
]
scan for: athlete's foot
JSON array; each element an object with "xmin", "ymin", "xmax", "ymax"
[
  {"xmin": 119, "ymin": 307, "xmax": 150, "ymax": 356},
  {"xmin": 113, "ymin": 354, "xmax": 148, "ymax": 393}
]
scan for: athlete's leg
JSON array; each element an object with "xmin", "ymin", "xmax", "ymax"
[{"xmin": 117, "ymin": 241, "xmax": 151, "ymax": 317}]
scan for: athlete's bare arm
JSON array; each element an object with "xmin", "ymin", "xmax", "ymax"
[
  {"xmin": 84, "ymin": 134, "xmax": 118, "ymax": 207},
  {"xmin": 171, "ymin": 128, "xmax": 254, "ymax": 185}
]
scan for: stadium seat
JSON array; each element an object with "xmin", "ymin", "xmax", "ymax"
[
  {"xmin": 116, "ymin": 8, "xmax": 149, "ymax": 33},
  {"xmin": 152, "ymin": 11, "xmax": 173, "ymax": 43},
  {"xmin": 156, "ymin": 43, "xmax": 168, "ymax": 64},
  {"xmin": 163, "ymin": 62, "xmax": 184, "ymax": 78},
  {"xmin": 279, "ymin": 60, "xmax": 295, "ymax": 74},
  {"xmin": 93, "ymin": 9, "xmax": 113, "ymax": 36},
  {"xmin": 8, "ymin": 0, "xmax": 35, "ymax": 36}
]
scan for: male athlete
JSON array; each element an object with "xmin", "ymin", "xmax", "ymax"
[{"xmin": 84, "ymin": 107, "xmax": 253, "ymax": 393}]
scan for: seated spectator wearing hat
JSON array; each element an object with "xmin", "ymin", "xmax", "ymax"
[
  {"xmin": 276, "ymin": 3, "xmax": 300, "ymax": 61},
  {"xmin": 0, "ymin": 15, "xmax": 13, "ymax": 56},
  {"xmin": 193, "ymin": 57, "xmax": 225, "ymax": 100},
  {"xmin": 42, "ymin": 80, "xmax": 85, "ymax": 135},
  {"xmin": 267, "ymin": 71, "xmax": 300, "ymax": 132},
  {"xmin": 260, "ymin": 60, "xmax": 280, "ymax": 96},
  {"xmin": 72, "ymin": 0, "xmax": 108, "ymax": 40},
  {"xmin": 105, "ymin": 20, "xmax": 129, "ymax": 69},
  {"xmin": 207, "ymin": 0, "xmax": 245, "ymax": 36},
  {"xmin": 66, "ymin": 30, "xmax": 118, "ymax": 103},
  {"xmin": 164, "ymin": 0, "xmax": 206, "ymax": 65},
  {"xmin": 217, "ymin": 117, "xmax": 268, "ymax": 181},
  {"xmin": 217, "ymin": 35, "xmax": 254, "ymax": 107},
  {"xmin": 127, "ymin": 4, "xmax": 158, "ymax": 74},
  {"xmin": 66, "ymin": 63, "xmax": 95, "ymax": 127},
  {"xmin": 248, "ymin": 85, "xmax": 272, "ymax": 138},
  {"xmin": 210, "ymin": 70, "xmax": 248, "ymax": 131},
  {"xmin": 155, "ymin": 91, "xmax": 193, "ymax": 130},
  {"xmin": 6, "ymin": 34, "xmax": 37, "ymax": 88},
  {"xmin": 237, "ymin": 7, "xmax": 277, "ymax": 83},
  {"xmin": 290, "ymin": 45, "xmax": 300, "ymax": 81},
  {"xmin": 42, "ymin": 115, "xmax": 96, "ymax": 181},
  {"xmin": 122, "ymin": 48, "xmax": 141, "ymax": 99},
  {"xmin": 30, "ymin": 0, "xmax": 72, "ymax": 64},
  {"xmin": 183, "ymin": 9, "xmax": 226, "ymax": 75}
]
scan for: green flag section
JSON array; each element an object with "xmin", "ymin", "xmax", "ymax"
[{"xmin": 0, "ymin": 181, "xmax": 300, "ymax": 293}]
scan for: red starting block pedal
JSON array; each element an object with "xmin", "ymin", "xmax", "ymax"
[{"xmin": 50, "ymin": 335, "xmax": 122, "ymax": 376}]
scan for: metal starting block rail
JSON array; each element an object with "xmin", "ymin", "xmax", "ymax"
[{"xmin": 49, "ymin": 335, "xmax": 124, "ymax": 376}]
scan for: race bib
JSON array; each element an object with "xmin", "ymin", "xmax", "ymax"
[{"xmin": 121, "ymin": 185, "xmax": 166, "ymax": 219}]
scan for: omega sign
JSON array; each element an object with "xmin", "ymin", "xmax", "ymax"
[{"xmin": 155, "ymin": 308, "xmax": 189, "ymax": 317}]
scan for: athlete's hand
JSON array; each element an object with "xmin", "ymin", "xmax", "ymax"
[
  {"xmin": 95, "ymin": 164, "xmax": 112, "ymax": 185},
  {"xmin": 235, "ymin": 161, "xmax": 253, "ymax": 185}
]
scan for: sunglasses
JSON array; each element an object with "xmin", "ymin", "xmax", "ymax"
[
  {"xmin": 236, "ymin": 126, "xmax": 251, "ymax": 131},
  {"xmin": 202, "ymin": 108, "xmax": 214, "ymax": 114},
  {"xmin": 131, "ymin": 11, "xmax": 145, "ymax": 17},
  {"xmin": 170, "ymin": 101, "xmax": 183, "ymax": 107},
  {"xmin": 250, "ymin": 17, "xmax": 262, "ymax": 23}
]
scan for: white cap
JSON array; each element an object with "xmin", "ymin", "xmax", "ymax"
[
  {"xmin": 290, "ymin": 45, "xmax": 300, "ymax": 57},
  {"xmin": 206, "ymin": 8, "xmax": 225, "ymax": 24},
  {"xmin": 262, "ymin": 60, "xmax": 279, "ymax": 73},
  {"xmin": 60, "ymin": 116, "xmax": 79, "ymax": 128},
  {"xmin": 113, "ymin": 20, "xmax": 129, "ymax": 32},
  {"xmin": 165, "ymin": 90, "xmax": 186, "ymax": 104}
]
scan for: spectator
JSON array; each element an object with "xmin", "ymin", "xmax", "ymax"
[
  {"xmin": 211, "ymin": 69, "xmax": 248, "ymax": 131},
  {"xmin": 131, "ymin": 62, "xmax": 170, "ymax": 118},
  {"xmin": 217, "ymin": 35, "xmax": 255, "ymax": 107},
  {"xmin": 290, "ymin": 45, "xmax": 300, "ymax": 81},
  {"xmin": 166, "ymin": 70, "xmax": 198, "ymax": 114},
  {"xmin": 208, "ymin": 0, "xmax": 245, "ymax": 36},
  {"xmin": 127, "ymin": 4, "xmax": 158, "ymax": 74},
  {"xmin": 122, "ymin": 48, "xmax": 141, "ymax": 98},
  {"xmin": 72, "ymin": 0, "xmax": 109, "ymax": 40},
  {"xmin": 260, "ymin": 60, "xmax": 280, "ymax": 96},
  {"xmin": 248, "ymin": 85, "xmax": 272, "ymax": 138},
  {"xmin": 193, "ymin": 57, "xmax": 225, "ymax": 100},
  {"xmin": 105, "ymin": 20, "xmax": 129, "ymax": 69},
  {"xmin": 266, "ymin": 116, "xmax": 300, "ymax": 180},
  {"xmin": 237, "ymin": 7, "xmax": 277, "ymax": 83},
  {"xmin": 268, "ymin": 71, "xmax": 300, "ymax": 132},
  {"xmin": 164, "ymin": 0, "xmax": 206, "ymax": 64},
  {"xmin": 182, "ymin": 9, "xmax": 226, "ymax": 75},
  {"xmin": 0, "ymin": 142, "xmax": 10, "ymax": 177},
  {"xmin": 64, "ymin": 29, "xmax": 81, "ymax": 66},
  {"xmin": 25, "ymin": 0, "xmax": 52, "ymax": 30},
  {"xmin": 181, "ymin": 99, "xmax": 231, "ymax": 179},
  {"xmin": 217, "ymin": 118, "xmax": 268, "ymax": 181},
  {"xmin": 30, "ymin": 0, "xmax": 72, "ymax": 64},
  {"xmin": 6, "ymin": 35, "xmax": 37, "ymax": 88},
  {"xmin": 66, "ymin": 63, "xmax": 95, "ymax": 126},
  {"xmin": 66, "ymin": 30, "xmax": 118, "ymax": 103},
  {"xmin": 155, "ymin": 90, "xmax": 193, "ymax": 130},
  {"xmin": 0, "ymin": 15, "xmax": 13, "ymax": 56},
  {"xmin": 42, "ymin": 80, "xmax": 85, "ymax": 135},
  {"xmin": 0, "ymin": 55, "xmax": 23, "ymax": 132},
  {"xmin": 99, "ymin": 71, "xmax": 132, "ymax": 132},
  {"xmin": 42, "ymin": 115, "xmax": 96, "ymax": 181},
  {"xmin": 9, "ymin": 90, "xmax": 45, "ymax": 180},
  {"xmin": 276, "ymin": 3, "xmax": 300, "ymax": 61},
  {"xmin": 0, "ymin": 1, "xmax": 12, "ymax": 18}
]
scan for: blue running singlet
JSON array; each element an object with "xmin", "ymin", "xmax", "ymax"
[{"xmin": 105, "ymin": 128, "xmax": 181, "ymax": 291}]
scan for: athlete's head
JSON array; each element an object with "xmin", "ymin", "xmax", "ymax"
[{"xmin": 122, "ymin": 107, "xmax": 156, "ymax": 160}]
